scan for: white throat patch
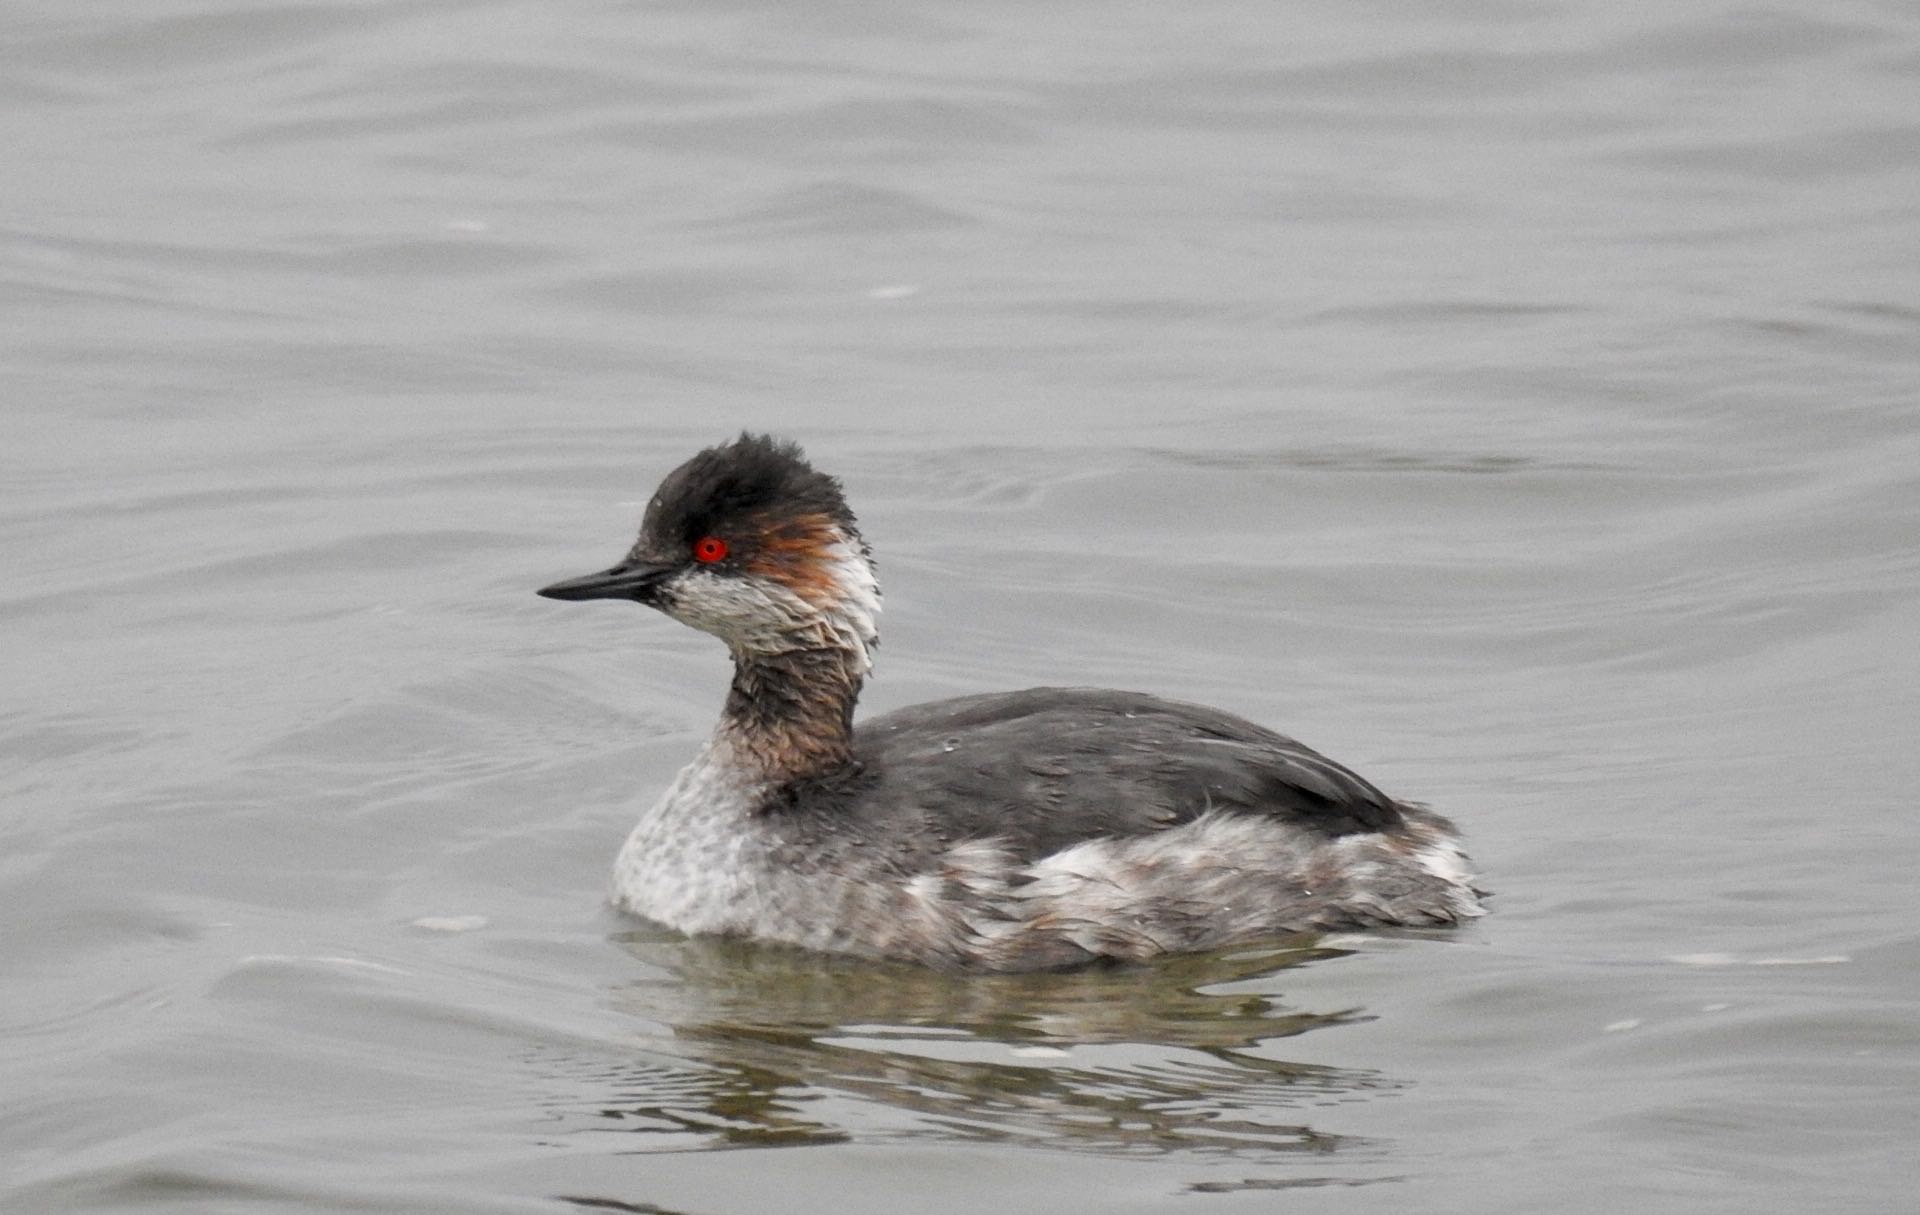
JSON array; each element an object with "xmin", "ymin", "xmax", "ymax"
[{"xmin": 663, "ymin": 526, "xmax": 882, "ymax": 669}]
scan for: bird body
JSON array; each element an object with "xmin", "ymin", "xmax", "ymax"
[{"xmin": 540, "ymin": 435, "xmax": 1481, "ymax": 971}]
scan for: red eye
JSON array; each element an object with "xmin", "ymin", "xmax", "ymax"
[{"xmin": 691, "ymin": 536, "xmax": 729, "ymax": 564}]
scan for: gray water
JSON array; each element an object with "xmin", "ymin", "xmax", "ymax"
[{"xmin": 5, "ymin": 2, "xmax": 1918, "ymax": 1211}]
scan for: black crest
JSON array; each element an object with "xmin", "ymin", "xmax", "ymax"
[{"xmin": 640, "ymin": 433, "xmax": 856, "ymax": 548}]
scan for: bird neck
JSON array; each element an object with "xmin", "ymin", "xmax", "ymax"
[{"xmin": 720, "ymin": 643, "xmax": 866, "ymax": 783}]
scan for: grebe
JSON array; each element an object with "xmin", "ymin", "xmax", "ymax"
[{"xmin": 538, "ymin": 434, "xmax": 1481, "ymax": 971}]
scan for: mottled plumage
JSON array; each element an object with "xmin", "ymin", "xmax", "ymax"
[{"xmin": 539, "ymin": 433, "xmax": 1483, "ymax": 972}]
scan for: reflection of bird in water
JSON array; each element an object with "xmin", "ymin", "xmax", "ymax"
[
  {"xmin": 533, "ymin": 933, "xmax": 1404, "ymax": 1165},
  {"xmin": 538, "ymin": 434, "xmax": 1483, "ymax": 971}
]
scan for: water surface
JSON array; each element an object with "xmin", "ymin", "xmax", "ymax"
[{"xmin": 5, "ymin": 2, "xmax": 1918, "ymax": 1211}]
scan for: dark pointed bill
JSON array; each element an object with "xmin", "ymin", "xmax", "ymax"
[{"xmin": 536, "ymin": 561, "xmax": 675, "ymax": 603}]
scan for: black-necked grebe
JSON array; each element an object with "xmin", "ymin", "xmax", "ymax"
[{"xmin": 538, "ymin": 434, "xmax": 1481, "ymax": 971}]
